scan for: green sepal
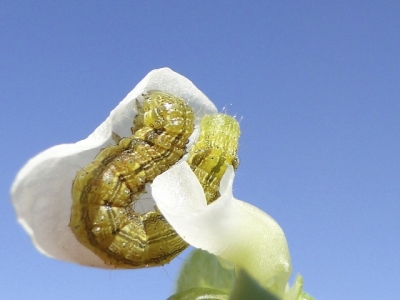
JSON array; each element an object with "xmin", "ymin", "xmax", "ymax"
[
  {"xmin": 175, "ymin": 249, "xmax": 235, "ymax": 294},
  {"xmin": 167, "ymin": 287, "xmax": 229, "ymax": 300},
  {"xmin": 229, "ymin": 269, "xmax": 280, "ymax": 300}
]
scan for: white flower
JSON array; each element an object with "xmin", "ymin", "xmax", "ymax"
[
  {"xmin": 11, "ymin": 68, "xmax": 217, "ymax": 268},
  {"xmin": 150, "ymin": 162, "xmax": 291, "ymax": 296},
  {"xmin": 11, "ymin": 68, "xmax": 291, "ymax": 296}
]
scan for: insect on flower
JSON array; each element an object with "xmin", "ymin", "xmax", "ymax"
[
  {"xmin": 69, "ymin": 90, "xmax": 195, "ymax": 268},
  {"xmin": 70, "ymin": 90, "xmax": 241, "ymax": 269}
]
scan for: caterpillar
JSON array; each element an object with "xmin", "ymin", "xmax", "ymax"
[
  {"xmin": 69, "ymin": 91, "xmax": 241, "ymax": 269},
  {"xmin": 187, "ymin": 114, "xmax": 240, "ymax": 204},
  {"xmin": 69, "ymin": 90, "xmax": 194, "ymax": 268}
]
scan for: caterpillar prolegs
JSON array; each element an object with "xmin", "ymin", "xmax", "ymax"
[{"xmin": 70, "ymin": 90, "xmax": 240, "ymax": 268}]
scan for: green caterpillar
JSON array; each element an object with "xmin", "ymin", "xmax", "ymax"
[
  {"xmin": 70, "ymin": 90, "xmax": 241, "ymax": 269},
  {"xmin": 187, "ymin": 114, "xmax": 240, "ymax": 203},
  {"xmin": 70, "ymin": 90, "xmax": 194, "ymax": 268}
]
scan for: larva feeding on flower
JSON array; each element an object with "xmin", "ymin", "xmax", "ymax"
[
  {"xmin": 70, "ymin": 90, "xmax": 241, "ymax": 269},
  {"xmin": 187, "ymin": 114, "xmax": 241, "ymax": 204},
  {"xmin": 70, "ymin": 90, "xmax": 194, "ymax": 268}
]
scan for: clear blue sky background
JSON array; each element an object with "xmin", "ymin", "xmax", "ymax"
[{"xmin": 1, "ymin": 2, "xmax": 399, "ymax": 299}]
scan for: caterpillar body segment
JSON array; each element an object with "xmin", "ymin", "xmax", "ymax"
[
  {"xmin": 70, "ymin": 91, "xmax": 194, "ymax": 268},
  {"xmin": 187, "ymin": 114, "xmax": 240, "ymax": 203}
]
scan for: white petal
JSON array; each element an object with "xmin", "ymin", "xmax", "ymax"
[
  {"xmin": 10, "ymin": 68, "xmax": 217, "ymax": 268},
  {"xmin": 151, "ymin": 163, "xmax": 291, "ymax": 295}
]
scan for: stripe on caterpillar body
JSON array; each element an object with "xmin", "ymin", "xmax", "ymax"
[
  {"xmin": 69, "ymin": 90, "xmax": 194, "ymax": 268},
  {"xmin": 187, "ymin": 114, "xmax": 240, "ymax": 203}
]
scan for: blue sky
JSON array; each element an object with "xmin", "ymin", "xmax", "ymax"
[{"xmin": 1, "ymin": 1, "xmax": 399, "ymax": 299}]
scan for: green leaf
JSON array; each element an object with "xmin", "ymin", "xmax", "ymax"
[
  {"xmin": 229, "ymin": 269, "xmax": 280, "ymax": 300},
  {"xmin": 167, "ymin": 287, "xmax": 229, "ymax": 300},
  {"xmin": 175, "ymin": 249, "xmax": 236, "ymax": 294}
]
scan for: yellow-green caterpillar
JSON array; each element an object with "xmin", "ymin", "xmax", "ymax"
[
  {"xmin": 70, "ymin": 91, "xmax": 240, "ymax": 269},
  {"xmin": 70, "ymin": 90, "xmax": 194, "ymax": 268},
  {"xmin": 187, "ymin": 114, "xmax": 240, "ymax": 203}
]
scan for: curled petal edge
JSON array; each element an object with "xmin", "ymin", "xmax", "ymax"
[{"xmin": 150, "ymin": 162, "xmax": 292, "ymax": 296}]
